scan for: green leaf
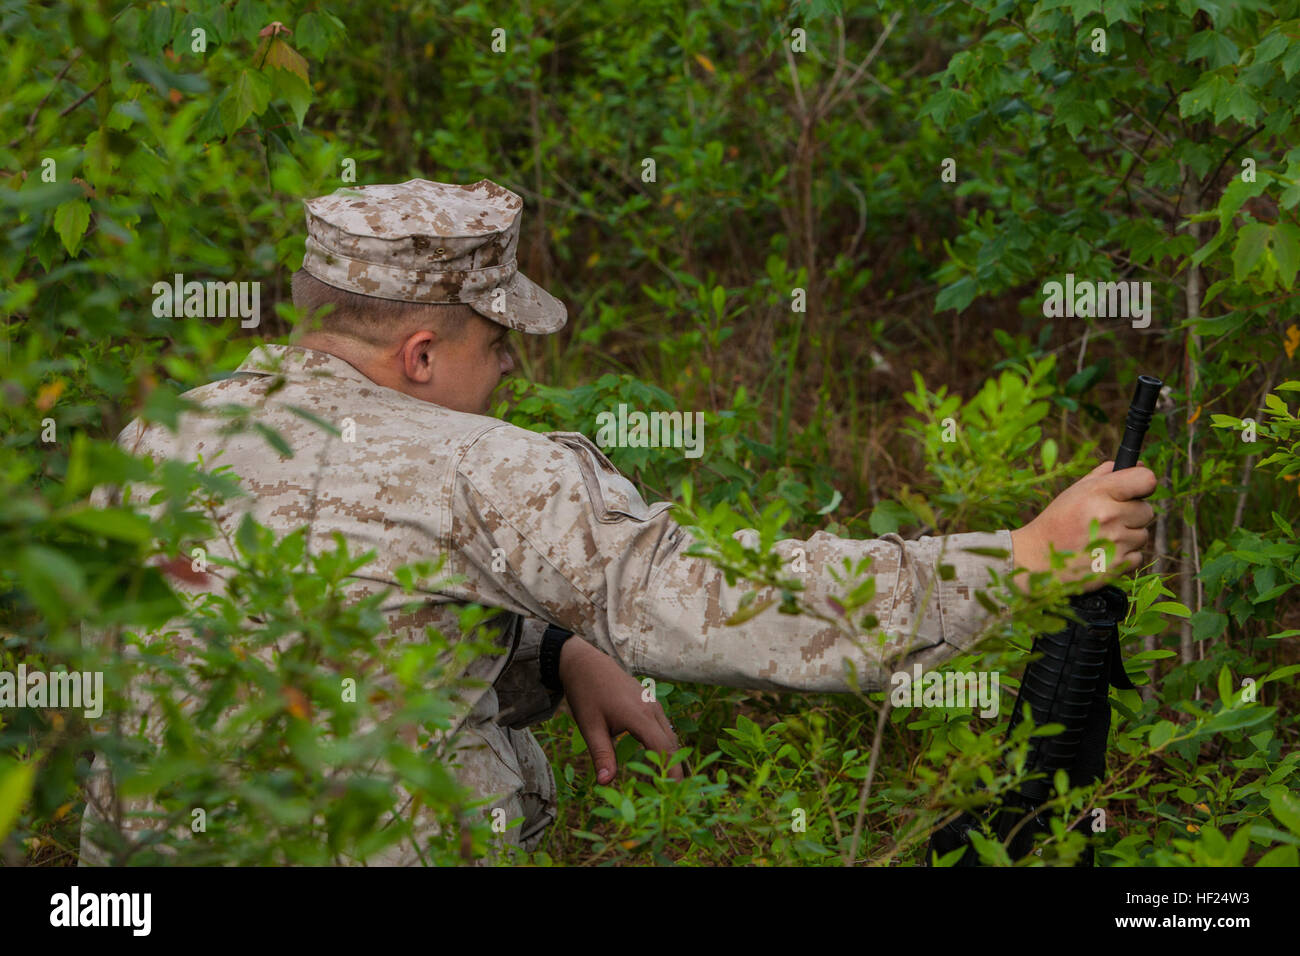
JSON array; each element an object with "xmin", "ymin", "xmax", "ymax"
[
  {"xmin": 0, "ymin": 760, "xmax": 38, "ymax": 845},
  {"xmin": 1217, "ymin": 664, "xmax": 1233, "ymax": 706},
  {"xmin": 1216, "ymin": 82, "xmax": 1259, "ymax": 125},
  {"xmin": 816, "ymin": 489, "xmax": 842, "ymax": 515},
  {"xmin": 1041, "ymin": 438, "xmax": 1058, "ymax": 470},
  {"xmin": 1129, "ymin": 649, "xmax": 1176, "ymax": 661},
  {"xmin": 220, "ymin": 69, "xmax": 272, "ymax": 135},
  {"xmin": 1258, "ymin": 845, "xmax": 1299, "ymax": 866},
  {"xmin": 1101, "ymin": 0, "xmax": 1143, "ymax": 24},
  {"xmin": 1190, "ymin": 609, "xmax": 1228, "ymax": 641},
  {"xmin": 1233, "ymin": 222, "xmax": 1269, "ymax": 283},
  {"xmin": 725, "ymin": 596, "xmax": 776, "ymax": 625},
  {"xmin": 1194, "ymin": 704, "xmax": 1274, "ymax": 737},
  {"xmin": 234, "ymin": 512, "xmax": 260, "ymax": 558},
  {"xmin": 1216, "ymin": 176, "xmax": 1269, "ymax": 229},
  {"xmin": 18, "ymin": 544, "xmax": 87, "ymax": 618},
  {"xmin": 935, "ymin": 276, "xmax": 977, "ymax": 313},
  {"xmin": 1253, "ymin": 582, "xmax": 1294, "ymax": 603},
  {"xmin": 920, "ymin": 88, "xmax": 967, "ymax": 127},
  {"xmin": 1262, "ymin": 664, "xmax": 1300, "ymax": 685},
  {"xmin": 1178, "ymin": 74, "xmax": 1228, "ymax": 118},
  {"xmin": 968, "ymin": 829, "xmax": 1013, "ymax": 865},
  {"xmin": 1064, "ymin": 363, "xmax": 1103, "ymax": 396},
  {"xmin": 1189, "ymin": 223, "xmax": 1229, "ymax": 268},
  {"xmin": 295, "ymin": 12, "xmax": 328, "ymax": 56},
  {"xmin": 286, "ymin": 405, "xmax": 343, "ymax": 436},
  {"xmin": 53, "ymin": 200, "xmax": 91, "ymax": 255},
  {"xmin": 868, "ymin": 499, "xmax": 912, "ymax": 535},
  {"xmin": 1058, "ymin": 100, "xmax": 1091, "ymax": 138},
  {"xmin": 61, "ymin": 506, "xmax": 153, "ymax": 544},
  {"xmin": 1201, "ymin": 277, "xmax": 1231, "ymax": 307},
  {"xmin": 127, "ymin": 53, "xmax": 209, "ymax": 96},
  {"xmin": 253, "ymin": 422, "xmax": 293, "ymax": 457},
  {"xmin": 1186, "ymin": 30, "xmax": 1238, "ymax": 69},
  {"xmin": 1282, "ymin": 41, "xmax": 1300, "ymax": 81},
  {"xmin": 1247, "ymin": 824, "xmax": 1300, "ymax": 847},
  {"xmin": 143, "ymin": 2, "xmax": 173, "ymax": 51},
  {"xmin": 963, "ymin": 546, "xmax": 1010, "ymax": 559},
  {"xmin": 1252, "ymin": 31, "xmax": 1289, "ymax": 65},
  {"xmin": 1150, "ymin": 720, "xmax": 1175, "ymax": 747},
  {"xmin": 270, "ymin": 67, "xmax": 313, "ymax": 129},
  {"xmin": 1272, "ymin": 223, "xmax": 1300, "ymax": 289},
  {"xmin": 1269, "ymin": 789, "xmax": 1300, "ymax": 837},
  {"xmin": 1028, "ymin": 42, "xmax": 1054, "ymax": 74},
  {"xmin": 1067, "ymin": 0, "xmax": 1103, "ymax": 22}
]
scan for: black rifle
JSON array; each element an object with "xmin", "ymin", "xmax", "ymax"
[{"xmin": 928, "ymin": 375, "xmax": 1162, "ymax": 866}]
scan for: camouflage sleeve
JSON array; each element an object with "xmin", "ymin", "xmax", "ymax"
[
  {"xmin": 452, "ymin": 427, "xmax": 1016, "ymax": 694},
  {"xmin": 492, "ymin": 616, "xmax": 565, "ymax": 730}
]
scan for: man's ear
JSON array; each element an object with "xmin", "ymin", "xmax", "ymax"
[{"xmin": 398, "ymin": 329, "xmax": 438, "ymax": 384}]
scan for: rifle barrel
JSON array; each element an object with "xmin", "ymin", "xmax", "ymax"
[{"xmin": 1114, "ymin": 375, "xmax": 1162, "ymax": 471}]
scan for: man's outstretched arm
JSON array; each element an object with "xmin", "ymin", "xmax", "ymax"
[{"xmin": 449, "ymin": 426, "xmax": 1156, "ymax": 694}]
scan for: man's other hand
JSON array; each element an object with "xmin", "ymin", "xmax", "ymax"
[
  {"xmin": 557, "ymin": 637, "xmax": 684, "ymax": 784},
  {"xmin": 1010, "ymin": 459, "xmax": 1158, "ymax": 587}
]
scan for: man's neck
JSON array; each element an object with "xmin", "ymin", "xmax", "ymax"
[
  {"xmin": 293, "ymin": 334, "xmax": 389, "ymax": 387},
  {"xmin": 295, "ymin": 331, "xmax": 361, "ymax": 356}
]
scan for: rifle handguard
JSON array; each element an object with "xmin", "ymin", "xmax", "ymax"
[
  {"xmin": 995, "ymin": 584, "xmax": 1133, "ymax": 862},
  {"xmin": 928, "ymin": 585, "xmax": 1133, "ymax": 866}
]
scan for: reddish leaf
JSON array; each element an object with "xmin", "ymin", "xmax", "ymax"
[
  {"xmin": 158, "ymin": 554, "xmax": 209, "ymax": 586},
  {"xmin": 281, "ymin": 686, "xmax": 312, "ymax": 721}
]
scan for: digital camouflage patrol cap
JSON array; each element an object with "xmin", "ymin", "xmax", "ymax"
[{"xmin": 301, "ymin": 178, "xmax": 567, "ymax": 334}]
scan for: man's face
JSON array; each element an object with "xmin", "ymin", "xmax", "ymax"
[{"xmin": 421, "ymin": 312, "xmax": 515, "ymax": 415}]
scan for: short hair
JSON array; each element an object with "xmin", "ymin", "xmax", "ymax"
[{"xmin": 290, "ymin": 269, "xmax": 477, "ymax": 346}]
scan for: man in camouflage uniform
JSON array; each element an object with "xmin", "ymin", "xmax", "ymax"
[{"xmin": 80, "ymin": 178, "xmax": 1156, "ymax": 865}]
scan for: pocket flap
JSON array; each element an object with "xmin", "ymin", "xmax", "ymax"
[{"xmin": 545, "ymin": 431, "xmax": 670, "ymax": 523}]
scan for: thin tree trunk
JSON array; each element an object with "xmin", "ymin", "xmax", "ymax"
[
  {"xmin": 1143, "ymin": 453, "xmax": 1172, "ymax": 702},
  {"xmin": 1180, "ymin": 210, "xmax": 1202, "ymax": 671}
]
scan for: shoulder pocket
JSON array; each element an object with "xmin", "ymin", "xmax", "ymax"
[{"xmin": 545, "ymin": 432, "xmax": 671, "ymax": 524}]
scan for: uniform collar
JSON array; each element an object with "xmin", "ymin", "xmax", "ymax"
[{"xmin": 235, "ymin": 343, "xmax": 375, "ymax": 386}]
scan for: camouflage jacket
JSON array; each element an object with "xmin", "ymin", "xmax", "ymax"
[{"xmin": 80, "ymin": 344, "xmax": 1015, "ymax": 865}]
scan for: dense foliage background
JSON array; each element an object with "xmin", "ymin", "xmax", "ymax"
[{"xmin": 2, "ymin": 0, "xmax": 1298, "ymax": 865}]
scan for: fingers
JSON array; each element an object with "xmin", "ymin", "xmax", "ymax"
[
  {"xmin": 1094, "ymin": 519, "xmax": 1149, "ymax": 573},
  {"xmin": 1098, "ymin": 464, "xmax": 1158, "ymax": 501},
  {"xmin": 1098, "ymin": 519, "xmax": 1149, "ymax": 557},
  {"xmin": 627, "ymin": 709, "xmax": 685, "ymax": 780},
  {"xmin": 576, "ymin": 710, "xmax": 618, "ymax": 785},
  {"xmin": 653, "ymin": 708, "xmax": 685, "ymax": 780},
  {"xmin": 1040, "ymin": 459, "xmax": 1159, "ymax": 583},
  {"xmin": 1115, "ymin": 548, "xmax": 1147, "ymax": 574},
  {"xmin": 578, "ymin": 704, "xmax": 684, "ymax": 784},
  {"xmin": 651, "ymin": 701, "xmax": 680, "ymax": 751},
  {"xmin": 1119, "ymin": 500, "xmax": 1155, "ymax": 529}
]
